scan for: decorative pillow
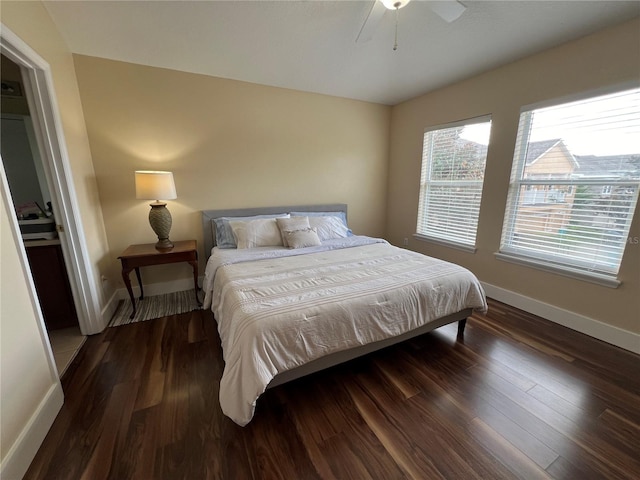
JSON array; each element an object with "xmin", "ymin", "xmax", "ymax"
[
  {"xmin": 229, "ymin": 218, "xmax": 284, "ymax": 249},
  {"xmin": 284, "ymin": 228, "xmax": 322, "ymax": 249},
  {"xmin": 213, "ymin": 213, "xmax": 288, "ymax": 248},
  {"xmin": 306, "ymin": 216, "xmax": 351, "ymax": 241},
  {"xmin": 276, "ymin": 216, "xmax": 311, "ymax": 247}
]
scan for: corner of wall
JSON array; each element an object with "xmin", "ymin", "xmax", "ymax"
[{"xmin": 0, "ymin": 383, "xmax": 63, "ymax": 480}]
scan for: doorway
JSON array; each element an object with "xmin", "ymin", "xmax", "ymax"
[
  {"xmin": 1, "ymin": 54, "xmax": 85, "ymax": 376},
  {"xmin": 1, "ymin": 25, "xmax": 107, "ymax": 375}
]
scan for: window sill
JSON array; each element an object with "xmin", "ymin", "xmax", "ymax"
[
  {"xmin": 413, "ymin": 234, "xmax": 477, "ymax": 254},
  {"xmin": 494, "ymin": 251, "xmax": 621, "ymax": 288}
]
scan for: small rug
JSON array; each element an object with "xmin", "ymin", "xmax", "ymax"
[{"xmin": 109, "ymin": 289, "xmax": 203, "ymax": 327}]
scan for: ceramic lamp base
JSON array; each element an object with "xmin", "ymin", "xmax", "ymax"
[
  {"xmin": 148, "ymin": 202, "xmax": 174, "ymax": 251},
  {"xmin": 154, "ymin": 238, "xmax": 174, "ymax": 251}
]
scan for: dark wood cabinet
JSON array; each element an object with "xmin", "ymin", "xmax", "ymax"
[{"xmin": 25, "ymin": 241, "xmax": 79, "ymax": 330}]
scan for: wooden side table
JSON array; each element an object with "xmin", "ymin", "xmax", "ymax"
[{"xmin": 118, "ymin": 240, "xmax": 201, "ymax": 319}]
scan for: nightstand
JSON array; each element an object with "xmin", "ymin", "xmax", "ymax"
[{"xmin": 118, "ymin": 240, "xmax": 201, "ymax": 319}]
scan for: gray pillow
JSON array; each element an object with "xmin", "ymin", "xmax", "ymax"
[{"xmin": 283, "ymin": 228, "xmax": 322, "ymax": 249}]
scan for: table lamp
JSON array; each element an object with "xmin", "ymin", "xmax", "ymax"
[{"xmin": 135, "ymin": 170, "xmax": 177, "ymax": 250}]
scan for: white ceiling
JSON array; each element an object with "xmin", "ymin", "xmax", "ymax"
[{"xmin": 43, "ymin": 0, "xmax": 640, "ymax": 105}]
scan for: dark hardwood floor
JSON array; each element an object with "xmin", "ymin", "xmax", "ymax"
[{"xmin": 25, "ymin": 298, "xmax": 640, "ymax": 479}]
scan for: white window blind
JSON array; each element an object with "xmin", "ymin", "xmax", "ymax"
[
  {"xmin": 417, "ymin": 116, "xmax": 491, "ymax": 248},
  {"xmin": 500, "ymin": 87, "xmax": 640, "ymax": 279}
]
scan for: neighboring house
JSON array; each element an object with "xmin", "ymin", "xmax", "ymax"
[
  {"xmin": 516, "ymin": 139, "xmax": 577, "ymax": 235},
  {"xmin": 515, "ymin": 138, "xmax": 639, "ymax": 247},
  {"xmin": 572, "ymin": 153, "xmax": 640, "ymax": 234}
]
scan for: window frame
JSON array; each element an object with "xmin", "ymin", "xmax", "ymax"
[
  {"xmin": 497, "ymin": 85, "xmax": 640, "ymax": 288},
  {"xmin": 415, "ymin": 115, "xmax": 492, "ymax": 252}
]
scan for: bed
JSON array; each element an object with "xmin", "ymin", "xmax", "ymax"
[{"xmin": 201, "ymin": 204, "xmax": 487, "ymax": 426}]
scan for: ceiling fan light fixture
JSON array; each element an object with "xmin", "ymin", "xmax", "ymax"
[{"xmin": 381, "ymin": 0, "xmax": 411, "ymax": 10}]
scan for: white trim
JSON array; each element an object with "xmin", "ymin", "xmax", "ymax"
[
  {"xmin": 1, "ymin": 24, "xmax": 106, "ymax": 335},
  {"xmin": 482, "ymin": 282, "xmax": 640, "ymax": 355},
  {"xmin": 101, "ymin": 288, "xmax": 120, "ymax": 325},
  {"xmin": 0, "ymin": 383, "xmax": 64, "ymax": 480}
]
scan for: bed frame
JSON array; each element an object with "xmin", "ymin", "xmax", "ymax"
[
  {"xmin": 268, "ymin": 312, "xmax": 469, "ymax": 388},
  {"xmin": 201, "ymin": 204, "xmax": 471, "ymax": 389}
]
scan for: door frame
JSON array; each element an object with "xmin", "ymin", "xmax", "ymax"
[{"xmin": 1, "ymin": 24, "xmax": 104, "ymax": 335}]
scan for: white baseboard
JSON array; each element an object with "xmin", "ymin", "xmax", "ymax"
[
  {"xmin": 481, "ymin": 282, "xmax": 640, "ymax": 355},
  {"xmin": 100, "ymin": 288, "xmax": 119, "ymax": 328},
  {"xmin": 0, "ymin": 382, "xmax": 63, "ymax": 480},
  {"xmin": 114, "ymin": 276, "xmax": 205, "ymax": 302}
]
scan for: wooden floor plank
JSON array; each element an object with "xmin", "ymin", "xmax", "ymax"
[
  {"xmin": 474, "ymin": 402, "xmax": 559, "ymax": 469},
  {"xmin": 344, "ymin": 379, "xmax": 445, "ymax": 479},
  {"xmin": 391, "ymin": 344, "xmax": 563, "ymax": 473},
  {"xmin": 24, "ymin": 298, "xmax": 640, "ymax": 480},
  {"xmin": 468, "ymin": 418, "xmax": 553, "ymax": 480}
]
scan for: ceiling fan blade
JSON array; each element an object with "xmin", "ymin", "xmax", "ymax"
[
  {"xmin": 428, "ymin": 0, "xmax": 467, "ymax": 23},
  {"xmin": 356, "ymin": 1, "xmax": 388, "ymax": 44}
]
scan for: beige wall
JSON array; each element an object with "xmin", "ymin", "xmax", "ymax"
[
  {"xmin": 72, "ymin": 55, "xmax": 391, "ymax": 287},
  {"xmin": 0, "ymin": 186, "xmax": 58, "ymax": 474},
  {"xmin": 386, "ymin": 18, "xmax": 640, "ymax": 334},
  {"xmin": 1, "ymin": 1, "xmax": 112, "ymax": 306}
]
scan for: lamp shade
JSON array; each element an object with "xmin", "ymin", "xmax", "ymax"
[{"xmin": 135, "ymin": 171, "xmax": 177, "ymax": 201}]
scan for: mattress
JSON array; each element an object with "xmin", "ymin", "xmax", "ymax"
[{"xmin": 202, "ymin": 236, "xmax": 487, "ymax": 425}]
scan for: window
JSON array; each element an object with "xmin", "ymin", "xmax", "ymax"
[
  {"xmin": 499, "ymin": 87, "xmax": 640, "ymax": 285},
  {"xmin": 416, "ymin": 116, "xmax": 491, "ymax": 249}
]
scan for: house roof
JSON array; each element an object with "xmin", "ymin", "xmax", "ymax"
[
  {"xmin": 524, "ymin": 139, "xmax": 563, "ymax": 165},
  {"xmin": 574, "ymin": 154, "xmax": 640, "ymax": 178},
  {"xmin": 523, "ymin": 140, "xmax": 639, "ymax": 178}
]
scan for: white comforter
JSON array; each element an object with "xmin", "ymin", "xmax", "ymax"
[{"xmin": 203, "ymin": 236, "xmax": 487, "ymax": 426}]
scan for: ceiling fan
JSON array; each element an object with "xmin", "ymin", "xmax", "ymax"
[{"xmin": 356, "ymin": 0, "xmax": 467, "ymax": 50}]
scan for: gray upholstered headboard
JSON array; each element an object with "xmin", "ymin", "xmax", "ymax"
[{"xmin": 201, "ymin": 204, "xmax": 348, "ymax": 258}]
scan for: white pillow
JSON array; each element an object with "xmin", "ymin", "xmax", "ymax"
[
  {"xmin": 276, "ymin": 216, "xmax": 311, "ymax": 247},
  {"xmin": 214, "ymin": 213, "xmax": 288, "ymax": 248},
  {"xmin": 307, "ymin": 216, "xmax": 350, "ymax": 241},
  {"xmin": 229, "ymin": 218, "xmax": 284, "ymax": 249},
  {"xmin": 284, "ymin": 228, "xmax": 322, "ymax": 249}
]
